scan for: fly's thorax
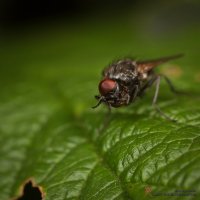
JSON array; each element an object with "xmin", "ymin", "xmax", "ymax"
[{"xmin": 103, "ymin": 59, "xmax": 138, "ymax": 82}]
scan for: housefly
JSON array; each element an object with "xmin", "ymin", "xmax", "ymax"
[{"xmin": 92, "ymin": 54, "xmax": 183, "ymax": 121}]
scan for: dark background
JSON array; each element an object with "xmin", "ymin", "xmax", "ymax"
[
  {"xmin": 1, "ymin": 0, "xmax": 141, "ymax": 23},
  {"xmin": 0, "ymin": 0, "xmax": 199, "ymax": 32}
]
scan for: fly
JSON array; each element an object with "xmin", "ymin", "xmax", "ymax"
[{"xmin": 92, "ymin": 54, "xmax": 184, "ymax": 121}]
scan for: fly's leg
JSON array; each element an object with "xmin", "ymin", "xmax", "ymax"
[
  {"xmin": 160, "ymin": 74, "xmax": 185, "ymax": 95},
  {"xmin": 98, "ymin": 101, "xmax": 112, "ymax": 133},
  {"xmin": 138, "ymin": 76, "xmax": 157, "ymax": 97},
  {"xmin": 106, "ymin": 101, "xmax": 112, "ymax": 113},
  {"xmin": 104, "ymin": 102, "xmax": 112, "ymax": 127},
  {"xmin": 162, "ymin": 74, "xmax": 200, "ymax": 98},
  {"xmin": 152, "ymin": 75, "xmax": 176, "ymax": 122},
  {"xmin": 138, "ymin": 75, "xmax": 177, "ymax": 121},
  {"xmin": 127, "ymin": 85, "xmax": 140, "ymax": 104},
  {"xmin": 92, "ymin": 96, "xmax": 112, "ymax": 132}
]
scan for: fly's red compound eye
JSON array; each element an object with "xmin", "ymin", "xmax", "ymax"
[{"xmin": 99, "ymin": 78, "xmax": 117, "ymax": 96}]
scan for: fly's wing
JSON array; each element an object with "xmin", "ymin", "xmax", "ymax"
[{"xmin": 136, "ymin": 54, "xmax": 183, "ymax": 73}]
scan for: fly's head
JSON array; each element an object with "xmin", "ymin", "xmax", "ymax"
[{"xmin": 92, "ymin": 78, "xmax": 121, "ymax": 109}]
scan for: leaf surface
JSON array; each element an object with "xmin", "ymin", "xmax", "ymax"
[{"xmin": 0, "ymin": 18, "xmax": 200, "ymax": 200}]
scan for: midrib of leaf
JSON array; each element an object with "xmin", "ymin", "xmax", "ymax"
[{"xmin": 76, "ymin": 124, "xmax": 129, "ymax": 200}]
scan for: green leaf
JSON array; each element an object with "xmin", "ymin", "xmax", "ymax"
[{"xmin": 0, "ymin": 17, "xmax": 200, "ymax": 200}]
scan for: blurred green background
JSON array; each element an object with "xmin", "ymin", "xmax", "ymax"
[{"xmin": 0, "ymin": 0, "xmax": 200, "ymax": 199}]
